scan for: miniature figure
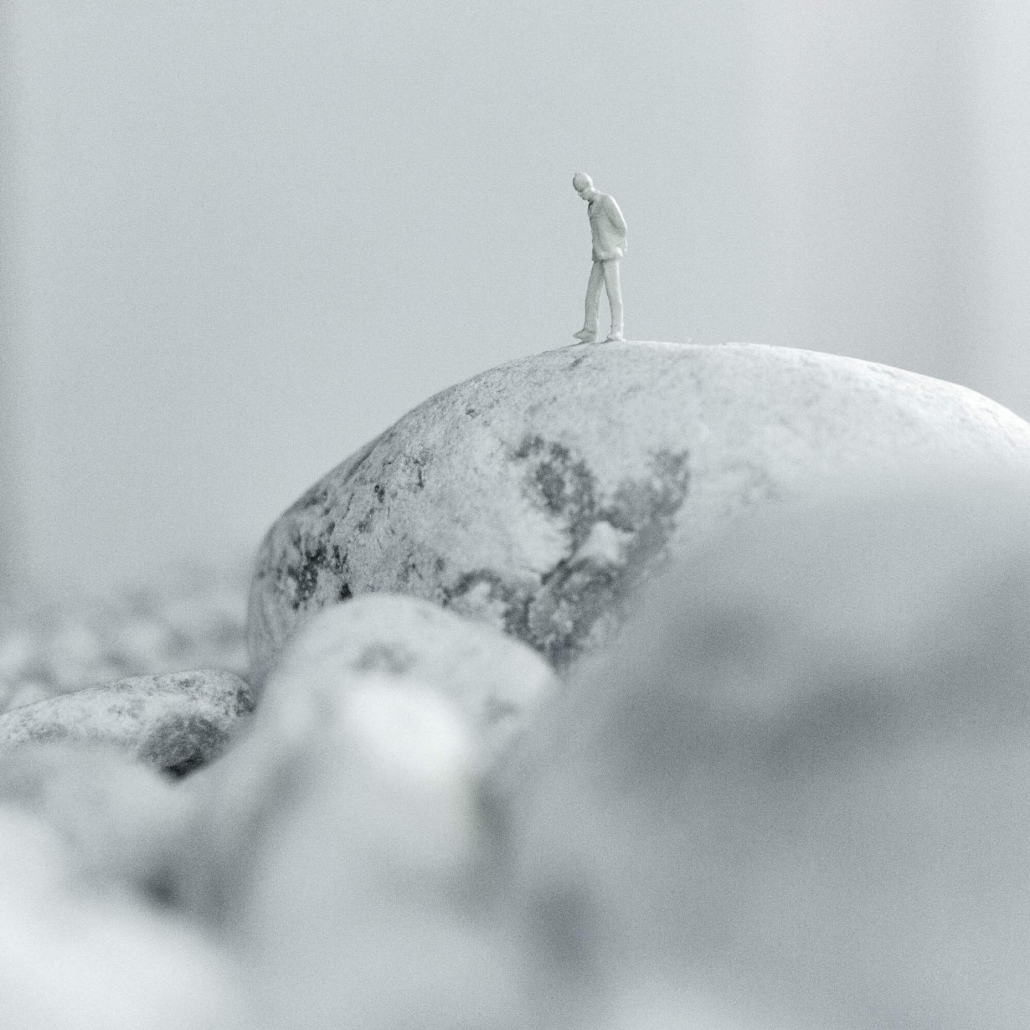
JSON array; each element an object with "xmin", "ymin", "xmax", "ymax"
[{"xmin": 572, "ymin": 172, "xmax": 627, "ymax": 343}]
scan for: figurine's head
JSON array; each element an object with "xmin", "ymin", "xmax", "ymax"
[{"xmin": 573, "ymin": 172, "xmax": 595, "ymax": 199}]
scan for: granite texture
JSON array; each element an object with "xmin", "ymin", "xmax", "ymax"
[
  {"xmin": 0, "ymin": 670, "xmax": 254, "ymax": 776},
  {"xmin": 247, "ymin": 342, "xmax": 1030, "ymax": 682}
]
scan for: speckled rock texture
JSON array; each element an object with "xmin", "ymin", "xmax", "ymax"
[
  {"xmin": 0, "ymin": 670, "xmax": 254, "ymax": 776},
  {"xmin": 259, "ymin": 595, "xmax": 558, "ymax": 759},
  {"xmin": 247, "ymin": 341, "xmax": 1030, "ymax": 682},
  {"xmin": 511, "ymin": 474, "xmax": 1030, "ymax": 1030}
]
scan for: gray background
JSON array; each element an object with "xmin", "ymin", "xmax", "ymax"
[{"xmin": 3, "ymin": 0, "xmax": 1029, "ymax": 597}]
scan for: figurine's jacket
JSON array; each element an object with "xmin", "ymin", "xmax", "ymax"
[{"xmin": 588, "ymin": 193, "xmax": 628, "ymax": 262}]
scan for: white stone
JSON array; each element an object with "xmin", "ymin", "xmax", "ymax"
[
  {"xmin": 188, "ymin": 679, "xmax": 521, "ymax": 1030},
  {"xmin": 0, "ymin": 807, "xmax": 242, "ymax": 1030},
  {"xmin": 247, "ymin": 342, "xmax": 1030, "ymax": 683},
  {"xmin": 259, "ymin": 594, "xmax": 558, "ymax": 759},
  {"xmin": 0, "ymin": 744, "xmax": 193, "ymax": 900}
]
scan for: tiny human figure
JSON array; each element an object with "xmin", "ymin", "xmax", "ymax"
[{"xmin": 572, "ymin": 172, "xmax": 627, "ymax": 343}]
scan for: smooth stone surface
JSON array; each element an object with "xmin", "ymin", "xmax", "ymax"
[
  {"xmin": 0, "ymin": 744, "xmax": 193, "ymax": 901},
  {"xmin": 259, "ymin": 594, "xmax": 559, "ymax": 759},
  {"xmin": 247, "ymin": 342, "xmax": 1030, "ymax": 682},
  {"xmin": 179, "ymin": 673, "xmax": 499, "ymax": 929},
  {"xmin": 0, "ymin": 670, "xmax": 254, "ymax": 776},
  {"xmin": 511, "ymin": 474, "xmax": 1030, "ymax": 1030},
  {"xmin": 0, "ymin": 806, "xmax": 242, "ymax": 1030},
  {"xmin": 194, "ymin": 679, "xmax": 522, "ymax": 1029}
]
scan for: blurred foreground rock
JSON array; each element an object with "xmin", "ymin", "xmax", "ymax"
[
  {"xmin": 0, "ymin": 559, "xmax": 249, "ymax": 715},
  {"xmin": 0, "ymin": 806, "xmax": 242, "ymax": 1030},
  {"xmin": 511, "ymin": 473, "xmax": 1030, "ymax": 1029},
  {"xmin": 181, "ymin": 598, "xmax": 553, "ymax": 928},
  {"xmin": 0, "ymin": 670, "xmax": 254, "ymax": 776},
  {"xmin": 0, "ymin": 744, "xmax": 192, "ymax": 900},
  {"xmin": 202, "ymin": 678, "xmax": 522, "ymax": 1030},
  {"xmin": 257, "ymin": 595, "xmax": 558, "ymax": 758},
  {"xmin": 248, "ymin": 342, "xmax": 1030, "ymax": 682}
]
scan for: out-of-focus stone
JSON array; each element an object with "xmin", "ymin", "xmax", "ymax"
[
  {"xmin": 260, "ymin": 594, "xmax": 559, "ymax": 760},
  {"xmin": 0, "ymin": 670, "xmax": 254, "ymax": 776},
  {"xmin": 197, "ymin": 678, "xmax": 523, "ymax": 1030},
  {"xmin": 0, "ymin": 744, "xmax": 193, "ymax": 902},
  {"xmin": 0, "ymin": 558, "xmax": 249, "ymax": 715},
  {"xmin": 0, "ymin": 806, "xmax": 243, "ymax": 1030},
  {"xmin": 247, "ymin": 342, "xmax": 1030, "ymax": 683},
  {"xmin": 512, "ymin": 474, "xmax": 1030, "ymax": 1030}
]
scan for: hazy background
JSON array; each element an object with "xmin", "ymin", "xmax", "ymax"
[{"xmin": 2, "ymin": 0, "xmax": 1029, "ymax": 598}]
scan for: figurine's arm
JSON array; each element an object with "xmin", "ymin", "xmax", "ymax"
[{"xmin": 605, "ymin": 196, "xmax": 628, "ymax": 250}]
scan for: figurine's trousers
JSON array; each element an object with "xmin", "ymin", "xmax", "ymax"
[{"xmin": 584, "ymin": 259, "xmax": 623, "ymax": 335}]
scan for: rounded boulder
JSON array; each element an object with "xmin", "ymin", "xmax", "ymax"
[{"xmin": 247, "ymin": 341, "xmax": 1030, "ymax": 681}]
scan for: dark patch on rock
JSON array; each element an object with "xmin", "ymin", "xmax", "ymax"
[
  {"xmin": 285, "ymin": 536, "xmax": 350, "ymax": 611},
  {"xmin": 338, "ymin": 582, "xmax": 353, "ymax": 602},
  {"xmin": 465, "ymin": 406, "xmax": 477, "ymax": 418},
  {"xmin": 142, "ymin": 714, "xmax": 231, "ymax": 778},
  {"xmin": 439, "ymin": 440, "xmax": 692, "ymax": 669},
  {"xmin": 374, "ymin": 484, "xmax": 386, "ymax": 503},
  {"xmin": 442, "ymin": 570, "xmax": 533, "ymax": 642},
  {"xmin": 515, "ymin": 437, "xmax": 595, "ymax": 525},
  {"xmin": 353, "ymin": 642, "xmax": 416, "ymax": 676},
  {"xmin": 298, "ymin": 484, "xmax": 330, "ymax": 512},
  {"xmin": 233, "ymin": 683, "xmax": 257, "ymax": 718}
]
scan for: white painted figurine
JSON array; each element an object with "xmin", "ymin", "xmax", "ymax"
[{"xmin": 572, "ymin": 172, "xmax": 627, "ymax": 343}]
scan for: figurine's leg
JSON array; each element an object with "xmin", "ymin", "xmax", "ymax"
[
  {"xmin": 575, "ymin": 262, "xmax": 604, "ymax": 341},
  {"xmin": 603, "ymin": 260, "xmax": 623, "ymax": 341}
]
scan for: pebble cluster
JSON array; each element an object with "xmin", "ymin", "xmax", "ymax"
[{"xmin": 0, "ymin": 561, "xmax": 249, "ymax": 714}]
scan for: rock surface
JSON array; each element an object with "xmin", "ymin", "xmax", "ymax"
[
  {"xmin": 0, "ymin": 670, "xmax": 254, "ymax": 776},
  {"xmin": 257, "ymin": 594, "xmax": 558, "ymax": 758},
  {"xmin": 247, "ymin": 341, "xmax": 1030, "ymax": 681},
  {"xmin": 511, "ymin": 474, "xmax": 1030, "ymax": 1030}
]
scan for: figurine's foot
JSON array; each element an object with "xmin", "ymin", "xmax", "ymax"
[
  {"xmin": 604, "ymin": 330, "xmax": 625, "ymax": 342},
  {"xmin": 573, "ymin": 328, "xmax": 597, "ymax": 343}
]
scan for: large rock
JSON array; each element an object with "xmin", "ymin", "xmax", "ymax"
[
  {"xmin": 0, "ymin": 670, "xmax": 254, "ymax": 776},
  {"xmin": 510, "ymin": 474, "xmax": 1030, "ymax": 1030},
  {"xmin": 247, "ymin": 342, "xmax": 1030, "ymax": 682}
]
